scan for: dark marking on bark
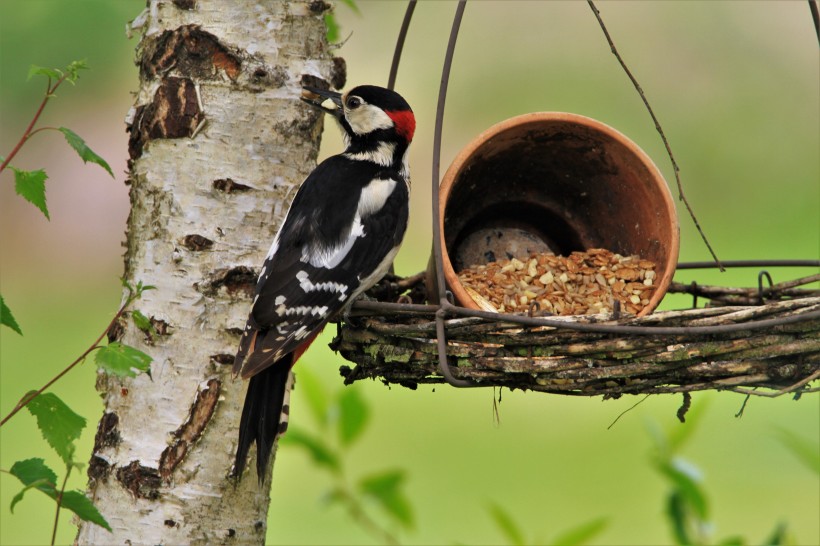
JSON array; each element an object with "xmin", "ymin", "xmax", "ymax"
[
  {"xmin": 213, "ymin": 178, "xmax": 252, "ymax": 193},
  {"xmin": 128, "ymin": 77, "xmax": 204, "ymax": 159},
  {"xmin": 248, "ymin": 63, "xmax": 287, "ymax": 90},
  {"xmin": 88, "ymin": 455, "xmax": 112, "ymax": 482},
  {"xmin": 198, "ymin": 266, "xmax": 257, "ymax": 298},
  {"xmin": 93, "ymin": 412, "xmax": 121, "ymax": 451},
  {"xmin": 227, "ymin": 528, "xmax": 236, "ymax": 538},
  {"xmin": 141, "ymin": 25, "xmax": 241, "ymax": 81},
  {"xmin": 330, "ymin": 57, "xmax": 347, "ymax": 90},
  {"xmin": 226, "ymin": 327, "xmax": 245, "ymax": 337},
  {"xmin": 210, "ymin": 354, "xmax": 235, "ymax": 366},
  {"xmin": 181, "ymin": 234, "xmax": 214, "ymax": 251},
  {"xmin": 107, "ymin": 316, "xmax": 126, "ymax": 343},
  {"xmin": 300, "ymin": 74, "xmax": 329, "ymax": 92},
  {"xmin": 254, "ymin": 521, "xmax": 265, "ymax": 532},
  {"xmin": 116, "ymin": 461, "xmax": 162, "ymax": 500},
  {"xmin": 309, "ymin": 0, "xmax": 332, "ymax": 13},
  {"xmin": 165, "ymin": 518, "xmax": 178, "ymax": 527},
  {"xmin": 159, "ymin": 379, "xmax": 221, "ymax": 481},
  {"xmin": 172, "ymin": 0, "xmax": 196, "ymax": 9},
  {"xmin": 151, "ymin": 317, "xmax": 171, "ymax": 336}
]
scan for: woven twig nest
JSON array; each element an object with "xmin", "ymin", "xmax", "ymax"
[{"xmin": 335, "ymin": 279, "xmax": 820, "ymax": 397}]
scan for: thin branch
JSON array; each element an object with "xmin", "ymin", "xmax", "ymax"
[
  {"xmin": 337, "ymin": 486, "xmax": 400, "ymax": 546},
  {"xmin": 586, "ymin": 1, "xmax": 724, "ymax": 271},
  {"xmin": 0, "ymin": 295, "xmax": 131, "ymax": 427},
  {"xmin": 51, "ymin": 464, "xmax": 72, "ymax": 546},
  {"xmin": 728, "ymin": 370, "xmax": 820, "ymax": 398},
  {"xmin": 607, "ymin": 394, "xmax": 650, "ymax": 429},
  {"xmin": 0, "ymin": 76, "xmax": 66, "ymax": 173}
]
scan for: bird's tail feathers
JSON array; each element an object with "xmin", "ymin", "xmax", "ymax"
[{"xmin": 232, "ymin": 353, "xmax": 294, "ymax": 482}]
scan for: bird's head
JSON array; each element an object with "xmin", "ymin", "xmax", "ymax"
[{"xmin": 302, "ymin": 84, "xmax": 415, "ymax": 146}]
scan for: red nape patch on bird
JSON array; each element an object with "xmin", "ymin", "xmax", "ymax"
[{"xmin": 386, "ymin": 110, "xmax": 416, "ymax": 142}]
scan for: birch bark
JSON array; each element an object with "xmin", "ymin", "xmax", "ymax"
[{"xmin": 77, "ymin": 1, "xmax": 342, "ymax": 543}]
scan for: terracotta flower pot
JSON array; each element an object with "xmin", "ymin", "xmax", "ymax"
[{"xmin": 429, "ymin": 112, "xmax": 679, "ymax": 317}]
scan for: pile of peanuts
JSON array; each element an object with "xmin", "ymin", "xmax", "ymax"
[{"xmin": 457, "ymin": 248, "xmax": 657, "ymax": 316}]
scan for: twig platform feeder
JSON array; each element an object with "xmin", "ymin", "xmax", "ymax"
[{"xmin": 430, "ymin": 112, "xmax": 680, "ymax": 316}]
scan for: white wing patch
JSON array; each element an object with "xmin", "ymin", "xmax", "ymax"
[
  {"xmin": 358, "ymin": 178, "xmax": 397, "ymax": 217},
  {"xmin": 302, "ymin": 216, "xmax": 365, "ymax": 269}
]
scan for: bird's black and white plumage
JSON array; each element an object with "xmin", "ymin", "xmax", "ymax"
[{"xmin": 232, "ymin": 85, "xmax": 415, "ymax": 480}]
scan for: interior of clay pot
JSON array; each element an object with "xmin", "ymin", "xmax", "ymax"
[{"xmin": 438, "ymin": 112, "xmax": 679, "ymax": 315}]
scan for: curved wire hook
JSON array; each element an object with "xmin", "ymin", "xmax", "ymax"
[
  {"xmin": 432, "ymin": 0, "xmax": 474, "ymax": 388},
  {"xmin": 387, "ymin": 1, "xmax": 417, "ymax": 90}
]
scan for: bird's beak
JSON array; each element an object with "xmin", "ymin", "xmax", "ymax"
[{"xmin": 301, "ymin": 86, "xmax": 343, "ymax": 119}]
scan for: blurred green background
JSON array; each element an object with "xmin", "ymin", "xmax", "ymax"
[{"xmin": 1, "ymin": 1, "xmax": 818, "ymax": 545}]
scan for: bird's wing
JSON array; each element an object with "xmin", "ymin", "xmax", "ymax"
[{"xmin": 233, "ymin": 158, "xmax": 409, "ymax": 379}]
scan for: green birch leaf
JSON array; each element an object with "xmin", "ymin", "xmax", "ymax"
[
  {"xmin": 658, "ymin": 458, "xmax": 709, "ymax": 521},
  {"xmin": 488, "ymin": 503, "xmax": 526, "ymax": 546},
  {"xmin": 131, "ymin": 310, "xmax": 156, "ymax": 337},
  {"xmin": 25, "ymin": 392, "xmax": 86, "ymax": 465},
  {"xmin": 60, "ymin": 490, "xmax": 112, "ymax": 531},
  {"xmin": 95, "ymin": 342, "xmax": 152, "ymax": 377},
  {"xmin": 58, "ymin": 127, "xmax": 114, "ymax": 177},
  {"xmin": 64, "ymin": 60, "xmax": 88, "ymax": 83},
  {"xmin": 9, "ymin": 458, "xmax": 58, "ymax": 489},
  {"xmin": 9, "ymin": 458, "xmax": 58, "ymax": 512},
  {"xmin": 359, "ymin": 470, "xmax": 414, "ymax": 529},
  {"xmin": 324, "ymin": 13, "xmax": 340, "ymax": 43},
  {"xmin": 279, "ymin": 427, "xmax": 340, "ymax": 473},
  {"xmin": 666, "ymin": 491, "xmax": 690, "ymax": 546},
  {"xmin": 28, "ymin": 65, "xmax": 62, "ymax": 81},
  {"xmin": 337, "ymin": 387, "xmax": 369, "ymax": 447},
  {"xmin": 1, "ymin": 293, "xmax": 23, "ymax": 334},
  {"xmin": 13, "ymin": 167, "xmax": 49, "ymax": 219},
  {"xmin": 551, "ymin": 517, "xmax": 608, "ymax": 546}
]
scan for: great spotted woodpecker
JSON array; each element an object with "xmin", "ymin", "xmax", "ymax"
[{"xmin": 232, "ymin": 85, "xmax": 415, "ymax": 480}]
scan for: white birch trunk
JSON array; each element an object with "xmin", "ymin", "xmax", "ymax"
[{"xmin": 77, "ymin": 1, "xmax": 341, "ymax": 543}]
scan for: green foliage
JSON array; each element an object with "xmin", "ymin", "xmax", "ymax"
[
  {"xmin": 282, "ymin": 371, "xmax": 412, "ymax": 542},
  {"xmin": 337, "ymin": 386, "xmax": 370, "ymax": 446},
  {"xmin": 0, "ymin": 293, "xmax": 23, "ymax": 334},
  {"xmin": 774, "ymin": 427, "xmax": 820, "ymax": 476},
  {"xmin": 28, "ymin": 60, "xmax": 88, "ymax": 85},
  {"xmin": 58, "ymin": 127, "xmax": 113, "ymax": 177},
  {"xmin": 488, "ymin": 503, "xmax": 526, "ymax": 546},
  {"xmin": 7, "ymin": 391, "xmax": 112, "ymax": 535},
  {"xmin": 325, "ymin": 0, "xmax": 359, "ymax": 43},
  {"xmin": 94, "ymin": 341, "xmax": 152, "ymax": 378},
  {"xmin": 359, "ymin": 470, "xmax": 414, "ymax": 529},
  {"xmin": 24, "ymin": 392, "xmax": 86, "ymax": 466},
  {"xmin": 550, "ymin": 518, "xmax": 609, "ymax": 546},
  {"xmin": 281, "ymin": 428, "xmax": 340, "ymax": 474},
  {"xmin": 9, "ymin": 458, "xmax": 111, "ymax": 533},
  {"xmin": 649, "ymin": 402, "xmax": 794, "ymax": 546},
  {"xmin": 11, "ymin": 167, "xmax": 49, "ymax": 219},
  {"xmin": 487, "ymin": 503, "xmax": 607, "ymax": 546},
  {"xmin": 3, "ymin": 60, "xmax": 111, "ymax": 221}
]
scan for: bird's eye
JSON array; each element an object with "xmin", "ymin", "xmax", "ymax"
[{"xmin": 346, "ymin": 96, "xmax": 362, "ymax": 109}]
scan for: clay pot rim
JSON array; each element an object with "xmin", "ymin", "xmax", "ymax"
[{"xmin": 437, "ymin": 111, "xmax": 680, "ymax": 317}]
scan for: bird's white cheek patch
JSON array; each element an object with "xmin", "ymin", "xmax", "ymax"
[{"xmin": 347, "ymin": 104, "xmax": 394, "ymax": 135}]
